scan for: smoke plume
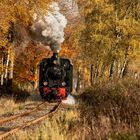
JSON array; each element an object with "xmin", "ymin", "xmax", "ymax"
[
  {"xmin": 30, "ymin": 2, "xmax": 67, "ymax": 53},
  {"xmin": 62, "ymin": 94, "xmax": 76, "ymax": 105}
]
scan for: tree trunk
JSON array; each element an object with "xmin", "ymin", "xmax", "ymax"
[
  {"xmin": 90, "ymin": 64, "xmax": 93, "ymax": 86},
  {"xmin": 6, "ymin": 48, "xmax": 14, "ymax": 94},
  {"xmin": 109, "ymin": 57, "xmax": 115, "ymax": 78},
  {"xmin": 119, "ymin": 59, "xmax": 128, "ymax": 78},
  {"xmin": 122, "ymin": 60, "xmax": 128, "ymax": 77},
  {"xmin": 9, "ymin": 49, "xmax": 14, "ymax": 79},
  {"xmin": 119, "ymin": 46, "xmax": 130, "ymax": 78},
  {"xmin": 4, "ymin": 48, "xmax": 10, "ymax": 79},
  {"xmin": 76, "ymin": 71, "xmax": 80, "ymax": 92},
  {"xmin": 1, "ymin": 57, "xmax": 4, "ymax": 86},
  {"xmin": 93, "ymin": 55, "xmax": 99, "ymax": 84}
]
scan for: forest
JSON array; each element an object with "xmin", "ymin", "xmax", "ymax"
[
  {"xmin": 0, "ymin": 0, "xmax": 140, "ymax": 139},
  {"xmin": 0, "ymin": 0, "xmax": 140, "ymax": 92}
]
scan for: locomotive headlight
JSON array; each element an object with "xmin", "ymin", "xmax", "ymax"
[
  {"xmin": 62, "ymin": 82, "xmax": 66, "ymax": 86},
  {"xmin": 64, "ymin": 61, "xmax": 70, "ymax": 70},
  {"xmin": 43, "ymin": 82, "xmax": 48, "ymax": 86},
  {"xmin": 53, "ymin": 60, "xmax": 58, "ymax": 64}
]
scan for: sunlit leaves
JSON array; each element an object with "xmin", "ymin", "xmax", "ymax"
[{"xmin": 76, "ymin": 0, "xmax": 140, "ymax": 81}]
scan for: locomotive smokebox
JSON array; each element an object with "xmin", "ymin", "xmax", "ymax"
[{"xmin": 51, "ymin": 52, "xmax": 60, "ymax": 65}]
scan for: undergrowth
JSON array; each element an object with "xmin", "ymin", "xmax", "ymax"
[{"xmin": 2, "ymin": 78, "xmax": 140, "ymax": 140}]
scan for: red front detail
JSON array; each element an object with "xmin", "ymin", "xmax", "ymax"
[
  {"xmin": 43, "ymin": 87, "xmax": 52, "ymax": 97},
  {"xmin": 43, "ymin": 87, "xmax": 66, "ymax": 99},
  {"xmin": 57, "ymin": 88, "xmax": 66, "ymax": 98}
]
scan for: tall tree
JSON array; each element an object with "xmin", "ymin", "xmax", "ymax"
[
  {"xmin": 0, "ymin": 0, "xmax": 52, "ymax": 93},
  {"xmin": 77, "ymin": 0, "xmax": 140, "ymax": 85}
]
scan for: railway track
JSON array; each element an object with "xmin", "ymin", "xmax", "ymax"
[
  {"xmin": 0, "ymin": 102, "xmax": 46, "ymax": 125},
  {"xmin": 0, "ymin": 101, "xmax": 61, "ymax": 140}
]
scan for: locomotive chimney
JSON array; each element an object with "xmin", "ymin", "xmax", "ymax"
[
  {"xmin": 52, "ymin": 51, "xmax": 60, "ymax": 64},
  {"xmin": 53, "ymin": 52, "xmax": 58, "ymax": 59}
]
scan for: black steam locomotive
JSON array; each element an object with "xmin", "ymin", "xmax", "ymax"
[{"xmin": 39, "ymin": 53, "xmax": 73, "ymax": 100}]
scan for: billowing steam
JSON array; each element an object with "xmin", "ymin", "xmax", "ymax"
[
  {"xmin": 31, "ymin": 2, "xmax": 67, "ymax": 53},
  {"xmin": 62, "ymin": 94, "xmax": 76, "ymax": 105}
]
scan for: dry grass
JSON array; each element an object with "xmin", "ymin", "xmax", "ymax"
[
  {"xmin": 77, "ymin": 78, "xmax": 140, "ymax": 140},
  {"xmin": 0, "ymin": 93, "xmax": 42, "ymax": 115},
  {"xmin": 1, "ymin": 78, "xmax": 140, "ymax": 140},
  {"xmin": 0, "ymin": 98, "xmax": 22, "ymax": 115},
  {"xmin": 5, "ymin": 109, "xmax": 80, "ymax": 140}
]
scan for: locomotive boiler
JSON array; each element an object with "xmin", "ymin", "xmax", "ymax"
[{"xmin": 39, "ymin": 53, "xmax": 73, "ymax": 100}]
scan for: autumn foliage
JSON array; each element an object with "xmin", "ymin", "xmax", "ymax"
[{"xmin": 0, "ymin": 0, "xmax": 140, "ymax": 92}]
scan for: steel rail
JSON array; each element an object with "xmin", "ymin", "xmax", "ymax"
[
  {"xmin": 0, "ymin": 102, "xmax": 46, "ymax": 125},
  {"xmin": 0, "ymin": 102, "xmax": 61, "ymax": 140}
]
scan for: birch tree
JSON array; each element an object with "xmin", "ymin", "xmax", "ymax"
[
  {"xmin": 0, "ymin": 0, "xmax": 52, "ymax": 93},
  {"xmin": 77, "ymin": 0, "xmax": 140, "ymax": 84}
]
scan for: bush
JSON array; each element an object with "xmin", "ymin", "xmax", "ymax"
[{"xmin": 78, "ymin": 78, "xmax": 140, "ymax": 140}]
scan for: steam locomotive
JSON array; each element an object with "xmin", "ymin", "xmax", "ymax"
[{"xmin": 39, "ymin": 53, "xmax": 73, "ymax": 100}]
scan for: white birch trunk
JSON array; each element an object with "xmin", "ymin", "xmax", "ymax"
[
  {"xmin": 4, "ymin": 48, "xmax": 10, "ymax": 79},
  {"xmin": 9, "ymin": 49, "xmax": 14, "ymax": 79},
  {"xmin": 1, "ymin": 57, "xmax": 4, "ymax": 86},
  {"xmin": 119, "ymin": 59, "xmax": 128, "ymax": 78},
  {"xmin": 109, "ymin": 59, "xmax": 115, "ymax": 78},
  {"xmin": 119, "ymin": 46, "xmax": 130, "ymax": 78}
]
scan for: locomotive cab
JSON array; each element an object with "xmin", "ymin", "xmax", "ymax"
[{"xmin": 39, "ymin": 53, "xmax": 73, "ymax": 100}]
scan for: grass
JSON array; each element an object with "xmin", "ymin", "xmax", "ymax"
[
  {"xmin": 0, "ymin": 98, "xmax": 22, "ymax": 115},
  {"xmin": 6, "ymin": 109, "xmax": 80, "ymax": 140},
  {"xmin": 78, "ymin": 78, "xmax": 140, "ymax": 140},
  {"xmin": 1, "ymin": 78, "xmax": 140, "ymax": 140},
  {"xmin": 0, "ymin": 94, "xmax": 42, "ymax": 115}
]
